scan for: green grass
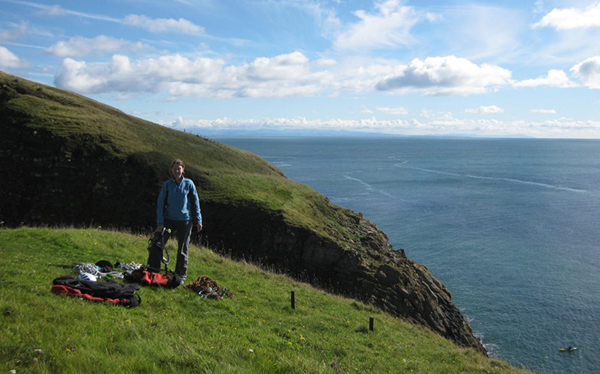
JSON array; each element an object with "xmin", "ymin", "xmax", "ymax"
[
  {"xmin": 207, "ymin": 174, "xmax": 357, "ymax": 241},
  {"xmin": 0, "ymin": 228, "xmax": 532, "ymax": 374}
]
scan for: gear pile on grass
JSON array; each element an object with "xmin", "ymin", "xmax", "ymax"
[{"xmin": 185, "ymin": 275, "xmax": 233, "ymax": 299}]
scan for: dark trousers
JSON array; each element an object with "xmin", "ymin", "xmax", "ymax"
[{"xmin": 163, "ymin": 219, "xmax": 193, "ymax": 280}]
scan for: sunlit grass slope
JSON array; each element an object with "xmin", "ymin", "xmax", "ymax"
[{"xmin": 0, "ymin": 227, "xmax": 531, "ymax": 374}]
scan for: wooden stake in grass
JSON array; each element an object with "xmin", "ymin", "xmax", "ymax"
[
  {"xmin": 291, "ymin": 290, "xmax": 295, "ymax": 310},
  {"xmin": 369, "ymin": 317, "xmax": 374, "ymax": 332}
]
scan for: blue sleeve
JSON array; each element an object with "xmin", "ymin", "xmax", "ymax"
[
  {"xmin": 157, "ymin": 181, "xmax": 167, "ymax": 225},
  {"xmin": 191, "ymin": 181, "xmax": 202, "ymax": 224}
]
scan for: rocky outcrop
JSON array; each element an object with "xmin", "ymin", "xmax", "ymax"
[{"xmin": 201, "ymin": 201, "xmax": 486, "ymax": 353}]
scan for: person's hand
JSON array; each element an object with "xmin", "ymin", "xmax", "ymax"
[
  {"xmin": 155, "ymin": 225, "xmax": 164, "ymax": 233},
  {"xmin": 196, "ymin": 223, "xmax": 203, "ymax": 232}
]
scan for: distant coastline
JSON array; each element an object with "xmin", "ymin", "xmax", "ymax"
[{"xmin": 188, "ymin": 128, "xmax": 540, "ymax": 139}]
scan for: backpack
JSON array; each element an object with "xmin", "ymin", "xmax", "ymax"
[
  {"xmin": 52, "ymin": 276, "xmax": 141, "ymax": 307},
  {"xmin": 126, "ymin": 267, "xmax": 182, "ymax": 289},
  {"xmin": 147, "ymin": 229, "xmax": 170, "ymax": 272}
]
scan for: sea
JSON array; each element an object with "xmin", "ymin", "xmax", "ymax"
[{"xmin": 215, "ymin": 136, "xmax": 600, "ymax": 374}]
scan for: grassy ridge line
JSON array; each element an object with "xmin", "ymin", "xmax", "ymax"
[
  {"xmin": 0, "ymin": 228, "xmax": 530, "ymax": 374},
  {"xmin": 1, "ymin": 71, "xmax": 281, "ymax": 177},
  {"xmin": 1, "ymin": 70, "xmax": 357, "ymax": 243}
]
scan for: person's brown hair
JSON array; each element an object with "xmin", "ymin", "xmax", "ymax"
[
  {"xmin": 171, "ymin": 159, "xmax": 185, "ymax": 178},
  {"xmin": 171, "ymin": 159, "xmax": 185, "ymax": 169}
]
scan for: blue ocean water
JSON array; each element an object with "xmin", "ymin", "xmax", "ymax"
[{"xmin": 217, "ymin": 137, "xmax": 600, "ymax": 374}]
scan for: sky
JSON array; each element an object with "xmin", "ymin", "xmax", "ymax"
[{"xmin": 1, "ymin": 0, "xmax": 600, "ymax": 138}]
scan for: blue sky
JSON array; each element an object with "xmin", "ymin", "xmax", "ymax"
[{"xmin": 1, "ymin": 0, "xmax": 600, "ymax": 138}]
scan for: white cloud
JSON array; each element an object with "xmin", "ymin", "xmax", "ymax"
[
  {"xmin": 444, "ymin": 5, "xmax": 526, "ymax": 62},
  {"xmin": 270, "ymin": 0, "xmax": 342, "ymax": 42},
  {"xmin": 0, "ymin": 46, "xmax": 24, "ymax": 69},
  {"xmin": 316, "ymin": 58, "xmax": 337, "ymax": 66},
  {"xmin": 334, "ymin": 0, "xmax": 429, "ymax": 50},
  {"xmin": 513, "ymin": 69, "xmax": 576, "ymax": 88},
  {"xmin": 531, "ymin": 109, "xmax": 556, "ymax": 114},
  {"xmin": 53, "ymin": 50, "xmax": 597, "ymax": 101},
  {"xmin": 55, "ymin": 54, "xmax": 226, "ymax": 94},
  {"xmin": 54, "ymin": 58, "xmax": 109, "ymax": 93},
  {"xmin": 181, "ymin": 51, "xmax": 331, "ymax": 98},
  {"xmin": 0, "ymin": 22, "xmax": 28, "ymax": 43},
  {"xmin": 45, "ymin": 36, "xmax": 149, "ymax": 57},
  {"xmin": 571, "ymin": 56, "xmax": 600, "ymax": 89},
  {"xmin": 376, "ymin": 56, "xmax": 512, "ymax": 95},
  {"xmin": 330, "ymin": 61, "xmax": 396, "ymax": 93},
  {"xmin": 123, "ymin": 15, "xmax": 204, "ymax": 34},
  {"xmin": 19, "ymin": 2, "xmax": 121, "ymax": 23},
  {"xmin": 534, "ymin": 2, "xmax": 600, "ymax": 30},
  {"xmin": 420, "ymin": 110, "xmax": 453, "ymax": 120},
  {"xmin": 6, "ymin": 2, "xmax": 205, "ymax": 34},
  {"xmin": 171, "ymin": 116, "xmax": 421, "ymax": 132},
  {"xmin": 38, "ymin": 4, "xmax": 68, "ymax": 16},
  {"xmin": 465, "ymin": 105, "xmax": 504, "ymax": 114},
  {"xmin": 54, "ymin": 51, "xmax": 333, "ymax": 98},
  {"xmin": 241, "ymin": 51, "xmax": 310, "ymax": 81},
  {"xmin": 168, "ymin": 116, "xmax": 600, "ymax": 138},
  {"xmin": 377, "ymin": 106, "xmax": 408, "ymax": 115}
]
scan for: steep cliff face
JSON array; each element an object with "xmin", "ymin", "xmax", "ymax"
[
  {"xmin": 201, "ymin": 201, "xmax": 485, "ymax": 353},
  {"xmin": 0, "ymin": 71, "xmax": 485, "ymax": 353}
]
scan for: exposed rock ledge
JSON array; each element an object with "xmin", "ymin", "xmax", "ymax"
[{"xmin": 202, "ymin": 201, "xmax": 487, "ymax": 354}]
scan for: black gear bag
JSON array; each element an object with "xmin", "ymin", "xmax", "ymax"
[{"xmin": 147, "ymin": 227, "xmax": 170, "ymax": 272}]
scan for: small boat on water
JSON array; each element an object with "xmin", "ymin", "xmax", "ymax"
[{"xmin": 559, "ymin": 346, "xmax": 578, "ymax": 352}]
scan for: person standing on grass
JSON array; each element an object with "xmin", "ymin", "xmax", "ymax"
[{"xmin": 155, "ymin": 159, "xmax": 202, "ymax": 284}]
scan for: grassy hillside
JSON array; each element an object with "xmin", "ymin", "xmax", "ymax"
[
  {"xmin": 0, "ymin": 70, "xmax": 359, "ymax": 243},
  {"xmin": 0, "ymin": 228, "xmax": 531, "ymax": 374},
  {"xmin": 0, "ymin": 71, "xmax": 279, "ymax": 176}
]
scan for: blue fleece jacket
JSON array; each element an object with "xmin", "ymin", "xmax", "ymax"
[{"xmin": 157, "ymin": 177, "xmax": 202, "ymax": 225}]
